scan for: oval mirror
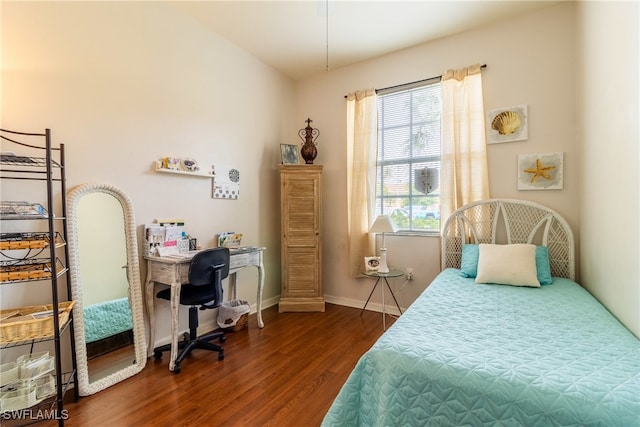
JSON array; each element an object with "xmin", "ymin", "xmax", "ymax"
[{"xmin": 67, "ymin": 183, "xmax": 147, "ymax": 396}]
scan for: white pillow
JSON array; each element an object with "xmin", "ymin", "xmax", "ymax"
[{"xmin": 475, "ymin": 243, "xmax": 540, "ymax": 287}]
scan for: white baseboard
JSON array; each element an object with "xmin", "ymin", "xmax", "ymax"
[{"xmin": 323, "ymin": 294, "xmax": 403, "ymax": 316}]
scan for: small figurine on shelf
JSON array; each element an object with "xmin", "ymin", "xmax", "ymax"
[
  {"xmin": 162, "ymin": 157, "xmax": 180, "ymax": 170},
  {"xmin": 181, "ymin": 158, "xmax": 199, "ymax": 172}
]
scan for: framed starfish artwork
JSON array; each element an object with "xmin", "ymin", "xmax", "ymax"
[{"xmin": 517, "ymin": 152, "xmax": 563, "ymax": 190}]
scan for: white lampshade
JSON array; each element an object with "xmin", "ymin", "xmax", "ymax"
[
  {"xmin": 369, "ymin": 215, "xmax": 398, "ymax": 234},
  {"xmin": 370, "ymin": 215, "xmax": 397, "ymax": 273}
]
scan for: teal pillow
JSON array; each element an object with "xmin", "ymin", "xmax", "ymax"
[
  {"xmin": 535, "ymin": 245, "xmax": 553, "ymax": 285},
  {"xmin": 460, "ymin": 244, "xmax": 479, "ymax": 278},
  {"xmin": 459, "ymin": 244, "xmax": 553, "ymax": 285}
]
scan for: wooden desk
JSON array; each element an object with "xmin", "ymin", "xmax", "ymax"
[{"xmin": 144, "ymin": 246, "xmax": 265, "ymax": 371}]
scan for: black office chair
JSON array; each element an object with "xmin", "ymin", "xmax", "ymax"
[{"xmin": 153, "ymin": 248, "xmax": 230, "ymax": 373}]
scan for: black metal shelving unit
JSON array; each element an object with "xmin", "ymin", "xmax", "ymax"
[{"xmin": 0, "ymin": 128, "xmax": 79, "ymax": 426}]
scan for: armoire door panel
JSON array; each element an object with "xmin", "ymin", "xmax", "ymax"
[
  {"xmin": 279, "ymin": 165, "xmax": 323, "ymax": 312},
  {"xmin": 285, "ymin": 235, "xmax": 318, "ymax": 247}
]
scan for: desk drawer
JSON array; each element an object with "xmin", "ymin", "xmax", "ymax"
[
  {"xmin": 230, "ymin": 253, "xmax": 249, "ymax": 270},
  {"xmin": 151, "ymin": 262, "xmax": 189, "ymax": 285}
]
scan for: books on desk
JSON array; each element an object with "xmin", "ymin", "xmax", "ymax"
[
  {"xmin": 218, "ymin": 232, "xmax": 242, "ymax": 248},
  {"xmin": 156, "ymin": 246, "xmax": 181, "ymax": 257},
  {"xmin": 144, "ymin": 222, "xmax": 188, "ymax": 256},
  {"xmin": 160, "ymin": 253, "xmax": 193, "ymax": 260}
]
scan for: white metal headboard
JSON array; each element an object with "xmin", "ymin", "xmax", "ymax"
[{"xmin": 441, "ymin": 199, "xmax": 575, "ymax": 280}]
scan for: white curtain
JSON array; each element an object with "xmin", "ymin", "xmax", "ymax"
[
  {"xmin": 440, "ymin": 64, "xmax": 490, "ymax": 223},
  {"xmin": 346, "ymin": 89, "xmax": 378, "ymax": 278}
]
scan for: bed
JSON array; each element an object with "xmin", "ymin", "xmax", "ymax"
[
  {"xmin": 322, "ymin": 199, "xmax": 640, "ymax": 426},
  {"xmin": 83, "ymin": 297, "xmax": 133, "ymax": 344}
]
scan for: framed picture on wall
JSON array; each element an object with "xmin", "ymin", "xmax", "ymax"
[
  {"xmin": 212, "ymin": 164, "xmax": 240, "ymax": 199},
  {"xmin": 280, "ymin": 144, "xmax": 299, "ymax": 165},
  {"xmin": 487, "ymin": 104, "xmax": 528, "ymax": 144},
  {"xmin": 517, "ymin": 152, "xmax": 564, "ymax": 190}
]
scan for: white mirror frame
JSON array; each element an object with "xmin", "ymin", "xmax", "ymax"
[{"xmin": 67, "ymin": 183, "xmax": 147, "ymax": 396}]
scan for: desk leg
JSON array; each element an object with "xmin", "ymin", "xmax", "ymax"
[
  {"xmin": 229, "ymin": 272, "xmax": 238, "ymax": 300},
  {"xmin": 168, "ymin": 271, "xmax": 182, "ymax": 372},
  {"xmin": 144, "ymin": 269, "xmax": 156, "ymax": 358},
  {"xmin": 256, "ymin": 252, "xmax": 264, "ymax": 328}
]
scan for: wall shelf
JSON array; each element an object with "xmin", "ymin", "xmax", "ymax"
[{"xmin": 153, "ymin": 162, "xmax": 214, "ymax": 178}]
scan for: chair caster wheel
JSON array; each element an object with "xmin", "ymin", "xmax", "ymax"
[
  {"xmin": 183, "ymin": 332, "xmax": 189, "ymax": 341},
  {"xmin": 220, "ymin": 335, "xmax": 227, "ymax": 343},
  {"xmin": 172, "ymin": 364, "xmax": 181, "ymax": 374},
  {"xmin": 153, "ymin": 351, "xmax": 162, "ymax": 360},
  {"xmin": 218, "ymin": 352, "xmax": 224, "ymax": 361}
]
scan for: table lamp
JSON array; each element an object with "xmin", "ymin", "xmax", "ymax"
[{"xmin": 370, "ymin": 215, "xmax": 398, "ymax": 273}]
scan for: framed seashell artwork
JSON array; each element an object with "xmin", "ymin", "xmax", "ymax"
[
  {"xmin": 517, "ymin": 152, "xmax": 563, "ymax": 190},
  {"xmin": 487, "ymin": 104, "xmax": 528, "ymax": 144}
]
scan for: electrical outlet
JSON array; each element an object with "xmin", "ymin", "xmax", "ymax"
[{"xmin": 406, "ymin": 268, "xmax": 414, "ymax": 281}]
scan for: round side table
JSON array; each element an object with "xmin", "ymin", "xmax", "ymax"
[{"xmin": 361, "ymin": 268, "xmax": 404, "ymax": 330}]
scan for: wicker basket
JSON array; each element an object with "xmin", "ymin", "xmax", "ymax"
[
  {"xmin": 230, "ymin": 313, "xmax": 248, "ymax": 332},
  {"xmin": 0, "ymin": 301, "xmax": 74, "ymax": 344}
]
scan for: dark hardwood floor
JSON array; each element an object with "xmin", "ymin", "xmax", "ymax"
[{"xmin": 60, "ymin": 304, "xmax": 393, "ymax": 427}]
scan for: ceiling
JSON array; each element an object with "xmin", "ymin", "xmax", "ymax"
[{"xmin": 170, "ymin": 1, "xmax": 561, "ymax": 81}]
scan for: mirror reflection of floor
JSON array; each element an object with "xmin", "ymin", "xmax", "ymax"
[
  {"xmin": 86, "ymin": 330, "xmax": 134, "ymax": 359},
  {"xmin": 87, "ymin": 345, "xmax": 136, "ymax": 383}
]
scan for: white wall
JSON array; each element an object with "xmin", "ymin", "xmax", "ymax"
[
  {"xmin": 1, "ymin": 2, "xmax": 295, "ymax": 346},
  {"xmin": 576, "ymin": 1, "xmax": 639, "ymax": 337},
  {"xmin": 295, "ymin": 3, "xmax": 580, "ymax": 312}
]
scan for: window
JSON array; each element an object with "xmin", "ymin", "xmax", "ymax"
[{"xmin": 375, "ymin": 78, "xmax": 441, "ymax": 233}]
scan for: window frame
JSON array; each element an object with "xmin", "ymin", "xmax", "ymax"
[{"xmin": 375, "ymin": 77, "xmax": 442, "ymax": 235}]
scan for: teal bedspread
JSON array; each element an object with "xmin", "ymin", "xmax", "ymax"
[
  {"xmin": 83, "ymin": 297, "xmax": 133, "ymax": 343},
  {"xmin": 322, "ymin": 269, "xmax": 640, "ymax": 426}
]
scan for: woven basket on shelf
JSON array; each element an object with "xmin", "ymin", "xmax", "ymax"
[{"xmin": 0, "ymin": 301, "xmax": 74, "ymax": 344}]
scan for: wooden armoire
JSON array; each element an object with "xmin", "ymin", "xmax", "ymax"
[{"xmin": 279, "ymin": 165, "xmax": 324, "ymax": 312}]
